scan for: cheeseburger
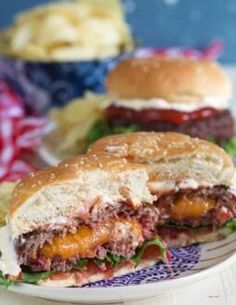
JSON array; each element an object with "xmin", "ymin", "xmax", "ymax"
[
  {"xmin": 88, "ymin": 132, "xmax": 236, "ymax": 247},
  {"xmin": 0, "ymin": 154, "xmax": 167, "ymax": 287},
  {"xmin": 105, "ymin": 58, "xmax": 234, "ymax": 145}
]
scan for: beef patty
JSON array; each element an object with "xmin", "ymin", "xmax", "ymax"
[
  {"xmin": 106, "ymin": 106, "xmax": 234, "ymax": 143},
  {"xmin": 15, "ymin": 186, "xmax": 236, "ymax": 273}
]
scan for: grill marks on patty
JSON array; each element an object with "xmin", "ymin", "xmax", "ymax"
[{"xmin": 15, "ymin": 186, "xmax": 236, "ymax": 273}]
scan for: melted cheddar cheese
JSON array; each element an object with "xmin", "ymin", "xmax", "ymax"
[
  {"xmin": 170, "ymin": 195, "xmax": 216, "ymax": 220},
  {"xmin": 40, "ymin": 218, "xmax": 142, "ymax": 259}
]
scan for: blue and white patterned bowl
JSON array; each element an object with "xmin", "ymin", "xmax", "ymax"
[
  {"xmin": 9, "ymin": 232, "xmax": 236, "ymax": 303},
  {"xmin": 0, "ymin": 53, "xmax": 130, "ymax": 115}
]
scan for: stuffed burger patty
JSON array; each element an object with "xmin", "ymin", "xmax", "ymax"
[
  {"xmin": 105, "ymin": 58, "xmax": 234, "ymax": 144},
  {"xmin": 1, "ymin": 132, "xmax": 236, "ymax": 287}
]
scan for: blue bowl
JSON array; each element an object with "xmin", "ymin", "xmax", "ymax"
[{"xmin": 0, "ymin": 54, "xmax": 129, "ymax": 115}]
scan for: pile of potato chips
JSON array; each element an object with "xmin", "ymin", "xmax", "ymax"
[
  {"xmin": 0, "ymin": 182, "xmax": 16, "ymax": 227},
  {"xmin": 48, "ymin": 92, "xmax": 108, "ymax": 156},
  {"xmin": 2, "ymin": 0, "xmax": 133, "ymax": 61}
]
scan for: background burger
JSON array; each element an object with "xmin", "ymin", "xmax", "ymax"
[
  {"xmin": 47, "ymin": 57, "xmax": 236, "ymax": 159},
  {"xmin": 104, "ymin": 58, "xmax": 235, "ymax": 146}
]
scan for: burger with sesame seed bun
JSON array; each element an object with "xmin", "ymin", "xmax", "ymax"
[
  {"xmin": 88, "ymin": 131, "xmax": 236, "ymax": 247},
  {"xmin": 0, "ymin": 154, "xmax": 168, "ymax": 287},
  {"xmin": 86, "ymin": 57, "xmax": 236, "ymax": 155}
]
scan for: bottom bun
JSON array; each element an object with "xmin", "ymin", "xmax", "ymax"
[{"xmin": 39, "ymin": 258, "xmax": 159, "ymax": 288}]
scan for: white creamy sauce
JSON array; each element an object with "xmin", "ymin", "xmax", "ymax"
[
  {"xmin": 51, "ymin": 216, "xmax": 68, "ymax": 225},
  {"xmin": 0, "ymin": 224, "xmax": 20, "ymax": 276},
  {"xmin": 111, "ymin": 96, "xmax": 229, "ymax": 112},
  {"xmin": 178, "ymin": 179, "xmax": 199, "ymax": 189},
  {"xmin": 149, "ymin": 179, "xmax": 212, "ymax": 194},
  {"xmin": 149, "ymin": 180, "xmax": 176, "ymax": 193}
]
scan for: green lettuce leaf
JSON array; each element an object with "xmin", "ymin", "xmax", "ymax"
[
  {"xmin": 73, "ymin": 259, "xmax": 88, "ymax": 271},
  {"xmin": 86, "ymin": 120, "xmax": 139, "ymax": 145},
  {"xmin": 206, "ymin": 136, "xmax": 216, "ymax": 143},
  {"xmin": 106, "ymin": 253, "xmax": 125, "ymax": 268},
  {"xmin": 93, "ymin": 258, "xmax": 105, "ymax": 266},
  {"xmin": 222, "ymin": 136, "xmax": 236, "ymax": 157},
  {"xmin": 225, "ymin": 218, "xmax": 236, "ymax": 231},
  {"xmin": 93, "ymin": 236, "xmax": 166, "ymax": 268},
  {"xmin": 93, "ymin": 254, "xmax": 124, "ymax": 268},
  {"xmin": 132, "ymin": 236, "xmax": 167, "ymax": 266},
  {"xmin": 205, "ymin": 136, "xmax": 236, "ymax": 158},
  {"xmin": 0, "ymin": 272, "xmax": 12, "ymax": 288},
  {"xmin": 112, "ymin": 125, "xmax": 140, "ymax": 134},
  {"xmin": 22, "ymin": 271, "xmax": 52, "ymax": 284}
]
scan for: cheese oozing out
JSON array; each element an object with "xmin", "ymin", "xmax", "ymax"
[
  {"xmin": 170, "ymin": 195, "xmax": 216, "ymax": 220},
  {"xmin": 41, "ymin": 218, "xmax": 142, "ymax": 259}
]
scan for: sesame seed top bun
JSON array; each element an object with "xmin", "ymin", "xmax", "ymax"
[
  {"xmin": 107, "ymin": 58, "xmax": 232, "ymax": 103},
  {"xmin": 88, "ymin": 132, "xmax": 233, "ymax": 167},
  {"xmin": 9, "ymin": 154, "xmax": 154, "ymax": 237},
  {"xmin": 88, "ymin": 132, "xmax": 235, "ymax": 189}
]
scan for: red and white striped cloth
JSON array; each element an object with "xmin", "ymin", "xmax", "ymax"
[
  {"xmin": 0, "ymin": 80, "xmax": 44, "ymax": 182},
  {"xmin": 136, "ymin": 40, "xmax": 224, "ymax": 60}
]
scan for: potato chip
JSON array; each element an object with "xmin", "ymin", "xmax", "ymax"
[
  {"xmin": 9, "ymin": 23, "xmax": 32, "ymax": 51},
  {"xmin": 36, "ymin": 15, "xmax": 78, "ymax": 47},
  {"xmin": 49, "ymin": 93, "xmax": 108, "ymax": 155},
  {"xmin": 50, "ymin": 46, "xmax": 97, "ymax": 61},
  {"xmin": 2, "ymin": 0, "xmax": 133, "ymax": 61}
]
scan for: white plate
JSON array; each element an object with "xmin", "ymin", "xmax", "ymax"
[
  {"xmin": 8, "ymin": 232, "xmax": 236, "ymax": 303},
  {"xmin": 38, "ymin": 122, "xmax": 63, "ymax": 166},
  {"xmin": 38, "ymin": 121, "xmax": 83, "ymax": 166}
]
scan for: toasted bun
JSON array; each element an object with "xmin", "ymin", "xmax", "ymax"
[
  {"xmin": 107, "ymin": 58, "xmax": 232, "ymax": 103},
  {"xmin": 88, "ymin": 132, "xmax": 235, "ymax": 192},
  {"xmin": 9, "ymin": 154, "xmax": 155, "ymax": 238}
]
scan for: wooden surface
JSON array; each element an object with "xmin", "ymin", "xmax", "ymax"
[{"xmin": 0, "ymin": 264, "xmax": 236, "ymax": 305}]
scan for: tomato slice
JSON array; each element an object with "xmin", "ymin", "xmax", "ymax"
[{"xmin": 106, "ymin": 106, "xmax": 218, "ymax": 125}]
